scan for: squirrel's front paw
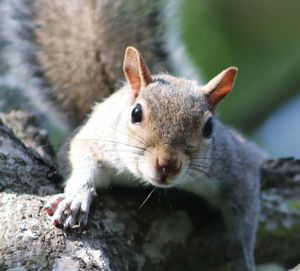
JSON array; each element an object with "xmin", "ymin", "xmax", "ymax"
[{"xmin": 43, "ymin": 191, "xmax": 95, "ymax": 229}]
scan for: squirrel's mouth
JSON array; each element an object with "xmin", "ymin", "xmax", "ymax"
[
  {"xmin": 151, "ymin": 180, "xmax": 173, "ymax": 188},
  {"xmin": 137, "ymin": 154, "xmax": 185, "ymax": 187},
  {"xmin": 150, "ymin": 172, "xmax": 179, "ymax": 188}
]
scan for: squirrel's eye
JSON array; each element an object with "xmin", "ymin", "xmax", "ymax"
[
  {"xmin": 202, "ymin": 117, "xmax": 213, "ymax": 138},
  {"xmin": 131, "ymin": 103, "xmax": 143, "ymax": 123}
]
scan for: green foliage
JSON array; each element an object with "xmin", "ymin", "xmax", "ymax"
[
  {"xmin": 182, "ymin": 0, "xmax": 300, "ymax": 133},
  {"xmin": 287, "ymin": 199, "xmax": 300, "ymax": 212}
]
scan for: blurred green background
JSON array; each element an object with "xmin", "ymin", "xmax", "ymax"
[{"xmin": 181, "ymin": 0, "xmax": 300, "ymax": 157}]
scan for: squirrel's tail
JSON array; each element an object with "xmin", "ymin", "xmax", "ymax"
[{"xmin": 0, "ymin": 0, "xmax": 201, "ymax": 133}]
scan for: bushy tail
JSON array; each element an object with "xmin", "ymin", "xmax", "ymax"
[{"xmin": 0, "ymin": 0, "xmax": 201, "ymax": 135}]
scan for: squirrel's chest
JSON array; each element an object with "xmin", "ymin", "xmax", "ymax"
[{"xmin": 95, "ymin": 163, "xmax": 140, "ymax": 188}]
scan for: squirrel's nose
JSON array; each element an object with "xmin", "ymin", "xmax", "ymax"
[{"xmin": 156, "ymin": 156, "xmax": 181, "ymax": 177}]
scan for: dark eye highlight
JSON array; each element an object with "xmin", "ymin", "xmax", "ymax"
[
  {"xmin": 202, "ymin": 117, "xmax": 213, "ymax": 138},
  {"xmin": 131, "ymin": 103, "xmax": 143, "ymax": 123}
]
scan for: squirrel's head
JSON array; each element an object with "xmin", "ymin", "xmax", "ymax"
[{"xmin": 122, "ymin": 46, "xmax": 237, "ymax": 187}]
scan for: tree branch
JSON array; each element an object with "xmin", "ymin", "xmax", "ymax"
[{"xmin": 0, "ymin": 111, "xmax": 299, "ymax": 270}]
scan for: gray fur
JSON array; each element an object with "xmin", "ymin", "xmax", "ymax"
[
  {"xmin": 141, "ymin": 75, "xmax": 207, "ymax": 147},
  {"xmin": 0, "ymin": 0, "xmax": 200, "ymax": 129},
  {"xmin": 0, "ymin": 0, "xmax": 69, "ymax": 133},
  {"xmin": 163, "ymin": 0, "xmax": 202, "ymax": 80},
  {"xmin": 209, "ymin": 120, "xmax": 267, "ymax": 270}
]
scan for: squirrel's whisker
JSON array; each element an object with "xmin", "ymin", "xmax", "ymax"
[
  {"xmin": 138, "ymin": 187, "xmax": 156, "ymax": 210},
  {"xmin": 189, "ymin": 161, "xmax": 211, "ymax": 169},
  {"xmin": 80, "ymin": 138, "xmax": 149, "ymax": 153},
  {"xmin": 100, "ymin": 149, "xmax": 143, "ymax": 156},
  {"xmin": 103, "ymin": 122, "xmax": 149, "ymax": 149},
  {"xmin": 193, "ymin": 156, "xmax": 246, "ymax": 166},
  {"xmin": 187, "ymin": 165, "xmax": 211, "ymax": 179}
]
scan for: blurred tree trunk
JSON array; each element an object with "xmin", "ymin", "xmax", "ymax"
[{"xmin": 0, "ymin": 111, "xmax": 299, "ymax": 271}]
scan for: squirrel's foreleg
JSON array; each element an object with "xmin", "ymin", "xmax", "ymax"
[
  {"xmin": 44, "ymin": 138, "xmax": 103, "ymax": 228},
  {"xmin": 221, "ymin": 189, "xmax": 259, "ymax": 271}
]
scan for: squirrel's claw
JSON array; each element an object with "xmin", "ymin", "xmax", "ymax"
[
  {"xmin": 43, "ymin": 194, "xmax": 64, "ymax": 216},
  {"xmin": 51, "ymin": 198, "xmax": 72, "ymax": 225},
  {"xmin": 79, "ymin": 210, "xmax": 89, "ymax": 229},
  {"xmin": 44, "ymin": 193, "xmax": 92, "ymax": 230},
  {"xmin": 63, "ymin": 213, "xmax": 76, "ymax": 229}
]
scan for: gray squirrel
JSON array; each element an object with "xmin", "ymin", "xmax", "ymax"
[
  {"xmin": 0, "ymin": 0, "xmax": 267, "ymax": 270},
  {"xmin": 45, "ymin": 47, "xmax": 267, "ymax": 271}
]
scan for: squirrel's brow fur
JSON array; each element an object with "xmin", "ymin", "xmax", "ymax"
[{"xmin": 141, "ymin": 75, "xmax": 207, "ymax": 146}]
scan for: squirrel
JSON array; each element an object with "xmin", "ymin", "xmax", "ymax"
[
  {"xmin": 0, "ymin": 0, "xmax": 268, "ymax": 270},
  {"xmin": 44, "ymin": 47, "xmax": 267, "ymax": 271}
]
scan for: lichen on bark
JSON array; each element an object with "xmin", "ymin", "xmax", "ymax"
[{"xmin": 0, "ymin": 111, "xmax": 299, "ymax": 270}]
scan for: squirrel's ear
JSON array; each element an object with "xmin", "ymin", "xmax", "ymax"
[
  {"xmin": 123, "ymin": 46, "xmax": 152, "ymax": 99},
  {"xmin": 202, "ymin": 67, "xmax": 238, "ymax": 110}
]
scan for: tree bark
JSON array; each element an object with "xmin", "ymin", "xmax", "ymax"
[{"xmin": 0, "ymin": 111, "xmax": 299, "ymax": 271}]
